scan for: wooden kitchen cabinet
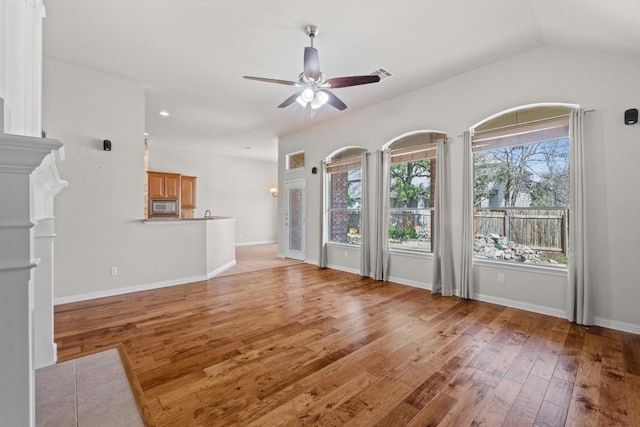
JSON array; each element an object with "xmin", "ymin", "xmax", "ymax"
[
  {"xmin": 165, "ymin": 174, "xmax": 180, "ymax": 199},
  {"xmin": 148, "ymin": 172, "xmax": 180, "ymax": 199},
  {"xmin": 181, "ymin": 176, "xmax": 197, "ymax": 209},
  {"xmin": 148, "ymin": 173, "xmax": 164, "ymax": 199}
]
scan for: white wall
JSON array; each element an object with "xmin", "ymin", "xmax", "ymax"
[
  {"xmin": 43, "ymin": 58, "xmax": 275, "ymax": 300},
  {"xmin": 42, "ymin": 59, "xmax": 196, "ymax": 299},
  {"xmin": 44, "ymin": 58, "xmax": 148, "ymax": 298},
  {"xmin": 149, "ymin": 144, "xmax": 277, "ymax": 245},
  {"xmin": 279, "ymin": 46, "xmax": 640, "ymax": 332}
]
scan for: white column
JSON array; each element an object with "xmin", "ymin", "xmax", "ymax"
[
  {"xmin": 33, "ymin": 219, "xmax": 56, "ymax": 367},
  {"xmin": 0, "ymin": 1, "xmax": 60, "ymax": 423},
  {"xmin": 0, "ymin": 133, "xmax": 63, "ymax": 427},
  {"xmin": 1, "ymin": 0, "xmax": 46, "ymax": 137},
  {"xmin": 32, "ymin": 153, "xmax": 67, "ymax": 368}
]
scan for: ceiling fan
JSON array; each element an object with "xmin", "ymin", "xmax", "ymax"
[{"xmin": 243, "ymin": 25, "xmax": 380, "ymax": 111}]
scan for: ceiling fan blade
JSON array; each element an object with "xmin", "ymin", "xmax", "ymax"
[
  {"xmin": 304, "ymin": 47, "xmax": 320, "ymax": 81},
  {"xmin": 278, "ymin": 91, "xmax": 302, "ymax": 108},
  {"xmin": 326, "ymin": 75, "xmax": 381, "ymax": 88},
  {"xmin": 319, "ymin": 89, "xmax": 347, "ymax": 111},
  {"xmin": 243, "ymin": 76, "xmax": 297, "ymax": 86}
]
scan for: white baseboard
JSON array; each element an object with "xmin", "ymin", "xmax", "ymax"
[
  {"xmin": 55, "ymin": 260, "xmax": 240, "ymax": 305},
  {"xmin": 474, "ymin": 294, "xmax": 640, "ymax": 334},
  {"xmin": 54, "ymin": 274, "xmax": 209, "ymax": 305},
  {"xmin": 326, "ymin": 263, "xmax": 360, "ymax": 275},
  {"xmin": 306, "ymin": 259, "xmax": 319, "ymax": 266},
  {"xmin": 473, "ymin": 293, "xmax": 567, "ymax": 319},
  {"xmin": 236, "ymin": 240, "xmax": 277, "ymax": 247},
  {"xmin": 594, "ymin": 316, "xmax": 640, "ymax": 335},
  {"xmin": 34, "ymin": 342, "xmax": 58, "ymax": 369},
  {"xmin": 387, "ymin": 276, "xmax": 431, "ymax": 290},
  {"xmin": 207, "ymin": 260, "xmax": 236, "ymax": 279},
  {"xmin": 54, "ymin": 263, "xmax": 640, "ymax": 336}
]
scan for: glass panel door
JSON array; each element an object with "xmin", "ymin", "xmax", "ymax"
[{"xmin": 285, "ymin": 180, "xmax": 306, "ymax": 260}]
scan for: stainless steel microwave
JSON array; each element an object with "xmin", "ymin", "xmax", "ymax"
[{"xmin": 150, "ymin": 199, "xmax": 178, "ymax": 216}]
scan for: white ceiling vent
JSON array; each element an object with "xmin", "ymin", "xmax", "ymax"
[{"xmin": 370, "ymin": 68, "xmax": 392, "ymax": 81}]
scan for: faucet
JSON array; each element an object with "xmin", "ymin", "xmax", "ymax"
[{"xmin": 204, "ymin": 209, "xmax": 212, "ymax": 219}]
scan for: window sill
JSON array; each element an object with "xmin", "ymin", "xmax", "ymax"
[
  {"xmin": 389, "ymin": 249, "xmax": 433, "ymax": 260},
  {"xmin": 473, "ymin": 258, "xmax": 568, "ymax": 277},
  {"xmin": 327, "ymin": 242, "xmax": 361, "ymax": 249}
]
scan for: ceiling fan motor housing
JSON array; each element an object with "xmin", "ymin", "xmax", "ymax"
[{"xmin": 305, "ymin": 25, "xmax": 318, "ymax": 39}]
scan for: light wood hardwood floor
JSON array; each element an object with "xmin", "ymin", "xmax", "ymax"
[
  {"xmin": 216, "ymin": 243, "xmax": 302, "ymax": 277},
  {"xmin": 55, "ymin": 264, "xmax": 640, "ymax": 426}
]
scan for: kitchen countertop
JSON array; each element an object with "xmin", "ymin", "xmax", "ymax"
[{"xmin": 142, "ymin": 216, "xmax": 233, "ymax": 224}]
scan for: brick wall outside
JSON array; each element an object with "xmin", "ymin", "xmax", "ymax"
[{"xmin": 330, "ymin": 171, "xmax": 349, "ymax": 242}]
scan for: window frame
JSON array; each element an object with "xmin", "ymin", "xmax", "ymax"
[
  {"xmin": 326, "ymin": 153, "xmax": 364, "ymax": 246},
  {"xmin": 286, "ymin": 150, "xmax": 305, "ymax": 172},
  {"xmin": 387, "ymin": 142, "xmax": 438, "ymax": 255},
  {"xmin": 471, "ymin": 114, "xmax": 571, "ymax": 269}
]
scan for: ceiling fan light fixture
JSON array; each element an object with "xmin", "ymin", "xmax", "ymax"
[
  {"xmin": 311, "ymin": 91, "xmax": 330, "ymax": 109},
  {"xmin": 296, "ymin": 96, "xmax": 308, "ymax": 108},
  {"xmin": 301, "ymin": 87, "xmax": 315, "ymax": 103}
]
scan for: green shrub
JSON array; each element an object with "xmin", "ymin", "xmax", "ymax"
[{"xmin": 389, "ymin": 224, "xmax": 418, "ymax": 241}]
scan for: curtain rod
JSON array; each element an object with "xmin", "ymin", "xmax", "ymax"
[
  {"xmin": 473, "ymin": 114, "xmax": 569, "ymax": 136},
  {"xmin": 455, "ymin": 109, "xmax": 595, "ymax": 138}
]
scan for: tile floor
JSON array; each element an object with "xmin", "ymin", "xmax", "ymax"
[{"xmin": 35, "ymin": 348, "xmax": 143, "ymax": 426}]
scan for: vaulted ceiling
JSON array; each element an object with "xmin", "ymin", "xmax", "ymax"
[{"xmin": 43, "ymin": 0, "xmax": 640, "ymax": 161}]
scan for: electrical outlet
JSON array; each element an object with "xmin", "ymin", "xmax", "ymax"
[
  {"xmin": 344, "ymin": 251, "xmax": 348, "ymax": 258},
  {"xmin": 111, "ymin": 267, "xmax": 118, "ymax": 276},
  {"xmin": 497, "ymin": 273, "xmax": 505, "ymax": 283}
]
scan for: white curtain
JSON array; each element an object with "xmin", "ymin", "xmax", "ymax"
[
  {"xmin": 431, "ymin": 138, "xmax": 455, "ymax": 296},
  {"xmin": 460, "ymin": 131, "xmax": 473, "ymax": 299},
  {"xmin": 373, "ymin": 150, "xmax": 390, "ymax": 281},
  {"xmin": 360, "ymin": 152, "xmax": 370, "ymax": 277},
  {"xmin": 567, "ymin": 109, "xmax": 593, "ymax": 325},
  {"xmin": 318, "ymin": 161, "xmax": 328, "ymax": 268}
]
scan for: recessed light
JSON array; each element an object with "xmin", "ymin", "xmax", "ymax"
[
  {"xmin": 144, "ymin": 132, "xmax": 149, "ymax": 136},
  {"xmin": 159, "ymin": 110, "xmax": 170, "ymax": 117}
]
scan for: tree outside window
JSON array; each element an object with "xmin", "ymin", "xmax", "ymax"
[
  {"xmin": 473, "ymin": 112, "xmax": 571, "ymax": 266},
  {"xmin": 386, "ymin": 136, "xmax": 440, "ymax": 253},
  {"xmin": 389, "ymin": 159, "xmax": 434, "ymax": 252}
]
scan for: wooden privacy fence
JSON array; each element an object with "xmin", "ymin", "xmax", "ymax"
[{"xmin": 474, "ymin": 207, "xmax": 568, "ymax": 253}]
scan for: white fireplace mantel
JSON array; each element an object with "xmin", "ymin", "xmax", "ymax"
[
  {"xmin": 0, "ymin": 133, "xmax": 62, "ymax": 173},
  {"xmin": 0, "ymin": 131, "xmax": 64, "ymax": 427}
]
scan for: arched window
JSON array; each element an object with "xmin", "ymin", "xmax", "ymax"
[
  {"xmin": 385, "ymin": 132, "xmax": 445, "ymax": 253},
  {"xmin": 326, "ymin": 147, "xmax": 367, "ymax": 245},
  {"xmin": 471, "ymin": 105, "xmax": 574, "ymax": 266}
]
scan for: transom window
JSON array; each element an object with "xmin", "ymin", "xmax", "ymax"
[
  {"xmin": 286, "ymin": 151, "xmax": 305, "ymax": 170},
  {"xmin": 472, "ymin": 106, "xmax": 571, "ymax": 266}
]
